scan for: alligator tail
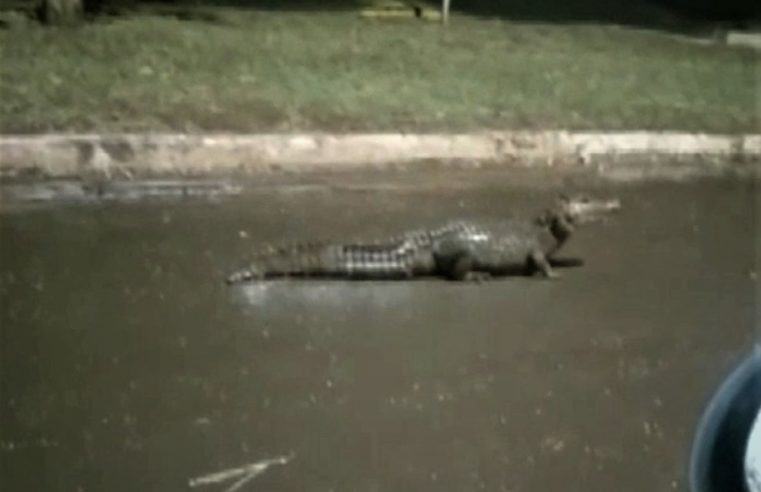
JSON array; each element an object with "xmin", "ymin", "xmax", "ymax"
[
  {"xmin": 225, "ymin": 265, "xmax": 264, "ymax": 285},
  {"xmin": 225, "ymin": 241, "xmax": 333, "ymax": 284},
  {"xmin": 225, "ymin": 235, "xmax": 431, "ymax": 284}
]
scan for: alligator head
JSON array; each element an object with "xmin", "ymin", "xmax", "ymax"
[{"xmin": 557, "ymin": 194, "xmax": 621, "ymax": 224}]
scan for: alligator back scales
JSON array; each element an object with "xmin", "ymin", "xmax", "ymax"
[{"xmin": 226, "ymin": 222, "xmax": 476, "ymax": 282}]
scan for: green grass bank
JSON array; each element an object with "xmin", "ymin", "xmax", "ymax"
[{"xmin": 0, "ymin": 6, "xmax": 758, "ymax": 133}]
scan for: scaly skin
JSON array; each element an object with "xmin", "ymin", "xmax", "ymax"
[{"xmin": 225, "ymin": 195, "xmax": 620, "ymax": 284}]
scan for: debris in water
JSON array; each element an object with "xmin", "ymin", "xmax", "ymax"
[
  {"xmin": 0, "ymin": 438, "xmax": 60, "ymax": 451},
  {"xmin": 189, "ymin": 453, "xmax": 294, "ymax": 492}
]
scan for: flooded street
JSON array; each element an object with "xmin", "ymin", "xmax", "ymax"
[{"xmin": 0, "ymin": 171, "xmax": 758, "ymax": 491}]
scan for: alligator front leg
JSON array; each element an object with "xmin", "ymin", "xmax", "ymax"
[{"xmin": 529, "ymin": 250, "xmax": 560, "ymax": 279}]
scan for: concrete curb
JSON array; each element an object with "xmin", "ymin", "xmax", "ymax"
[
  {"xmin": 0, "ymin": 131, "xmax": 759, "ymax": 178},
  {"xmin": 727, "ymin": 31, "xmax": 761, "ymax": 50}
]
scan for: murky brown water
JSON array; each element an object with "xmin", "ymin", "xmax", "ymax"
[{"xmin": 0, "ymin": 172, "xmax": 758, "ymax": 491}]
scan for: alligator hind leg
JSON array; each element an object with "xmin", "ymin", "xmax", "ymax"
[
  {"xmin": 529, "ymin": 250, "xmax": 560, "ymax": 279},
  {"xmin": 447, "ymin": 254, "xmax": 491, "ymax": 282}
]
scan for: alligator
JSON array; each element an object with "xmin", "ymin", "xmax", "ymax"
[{"xmin": 225, "ymin": 194, "xmax": 621, "ymax": 284}]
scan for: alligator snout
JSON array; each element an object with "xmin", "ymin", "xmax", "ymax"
[
  {"xmin": 598, "ymin": 198, "xmax": 622, "ymax": 212},
  {"xmin": 562, "ymin": 195, "xmax": 621, "ymax": 223}
]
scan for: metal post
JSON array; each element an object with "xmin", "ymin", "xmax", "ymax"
[{"xmin": 442, "ymin": 0, "xmax": 451, "ymax": 25}]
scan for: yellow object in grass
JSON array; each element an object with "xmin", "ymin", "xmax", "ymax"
[{"xmin": 359, "ymin": 0, "xmax": 442, "ymax": 21}]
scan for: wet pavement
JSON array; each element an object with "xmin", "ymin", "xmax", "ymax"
[{"xmin": 0, "ymin": 170, "xmax": 759, "ymax": 492}]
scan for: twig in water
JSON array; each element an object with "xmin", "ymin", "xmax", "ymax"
[{"xmin": 188, "ymin": 453, "xmax": 294, "ymax": 491}]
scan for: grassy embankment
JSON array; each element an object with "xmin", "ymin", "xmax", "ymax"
[{"xmin": 0, "ymin": 1, "xmax": 757, "ymax": 133}]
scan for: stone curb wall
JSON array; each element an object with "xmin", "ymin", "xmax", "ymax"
[{"xmin": 0, "ymin": 131, "xmax": 759, "ymax": 178}]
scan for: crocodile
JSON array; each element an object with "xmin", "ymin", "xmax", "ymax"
[{"xmin": 225, "ymin": 194, "xmax": 620, "ymax": 284}]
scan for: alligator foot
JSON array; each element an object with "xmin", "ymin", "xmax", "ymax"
[
  {"xmin": 530, "ymin": 250, "xmax": 560, "ymax": 279},
  {"xmin": 463, "ymin": 271, "xmax": 492, "ymax": 283}
]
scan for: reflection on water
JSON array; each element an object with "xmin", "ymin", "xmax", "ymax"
[{"xmin": 233, "ymin": 281, "xmax": 421, "ymax": 312}]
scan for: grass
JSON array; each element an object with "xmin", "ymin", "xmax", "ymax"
[{"xmin": 0, "ymin": 6, "xmax": 758, "ymax": 133}]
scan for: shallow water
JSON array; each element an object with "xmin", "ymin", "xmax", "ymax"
[{"xmin": 0, "ymin": 173, "xmax": 758, "ymax": 491}]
